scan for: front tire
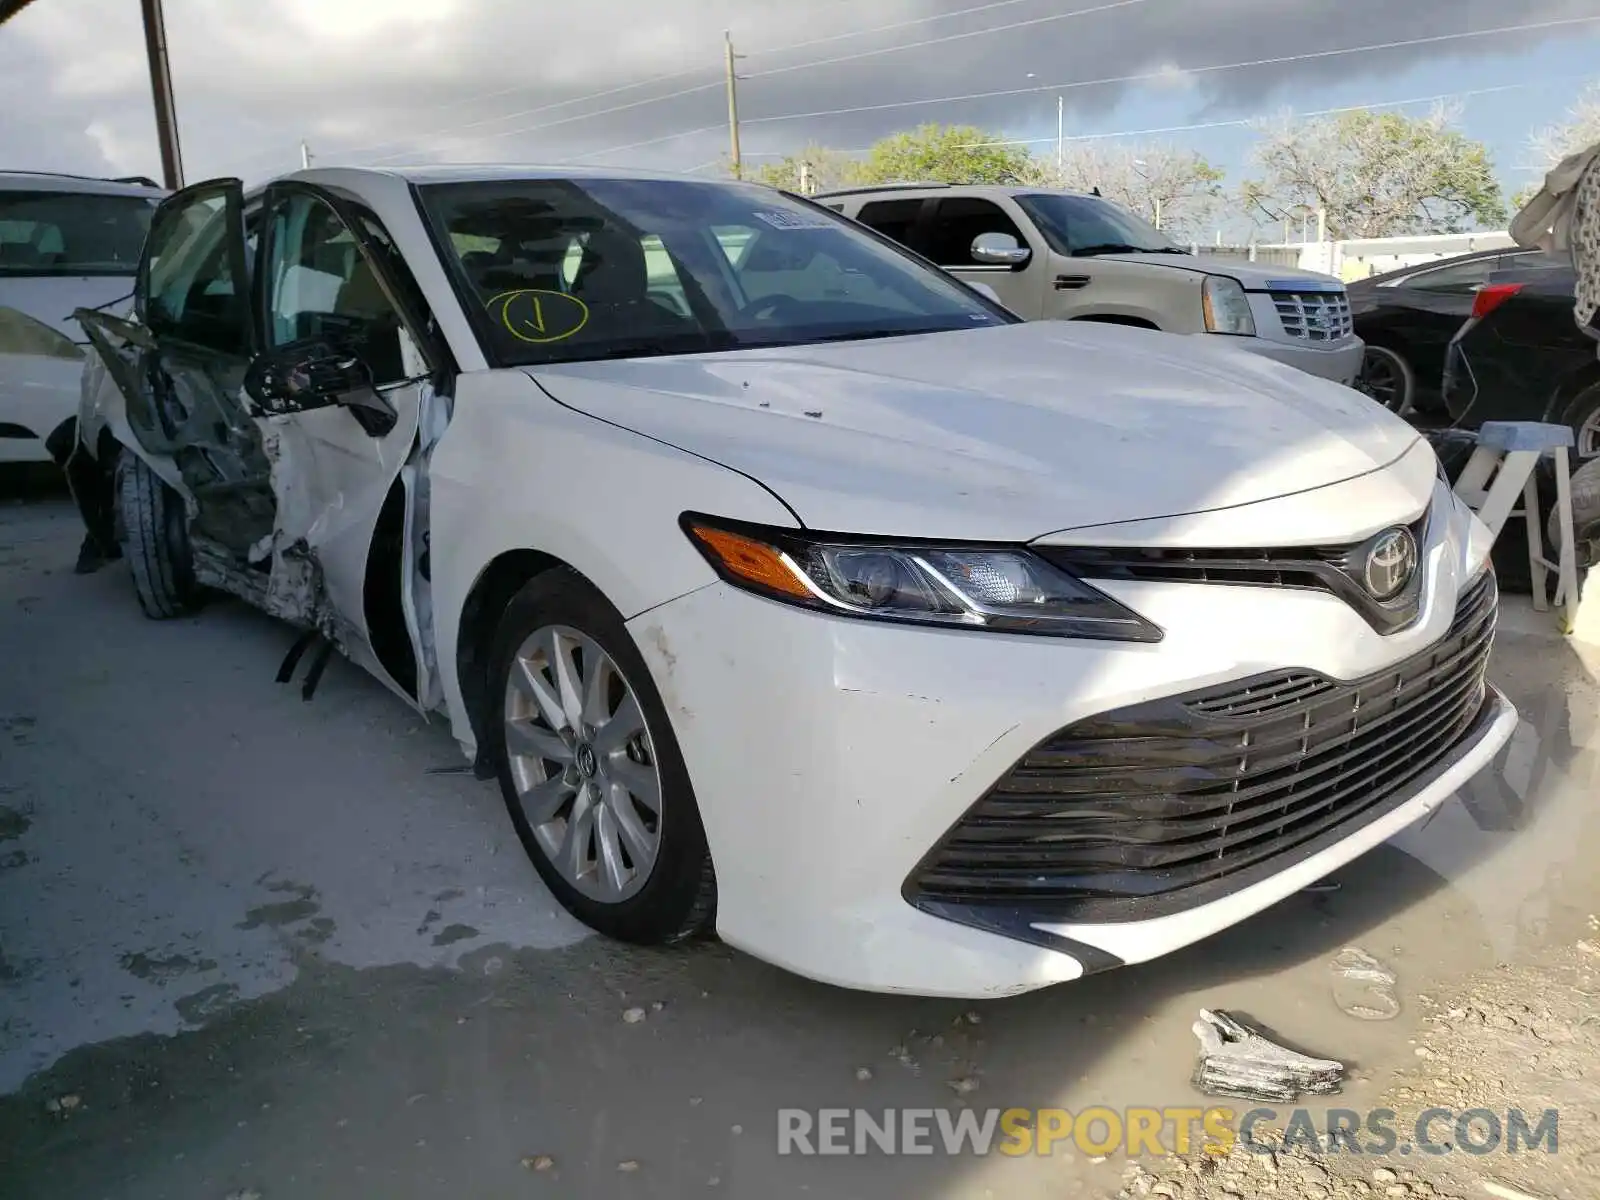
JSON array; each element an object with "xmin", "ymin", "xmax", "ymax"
[
  {"xmin": 1357, "ymin": 345, "xmax": 1416, "ymax": 416},
  {"xmin": 488, "ymin": 568, "xmax": 716, "ymax": 944},
  {"xmin": 114, "ymin": 451, "xmax": 201, "ymax": 619}
]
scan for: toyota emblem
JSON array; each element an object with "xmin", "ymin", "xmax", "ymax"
[{"xmin": 1361, "ymin": 527, "xmax": 1418, "ymax": 601}]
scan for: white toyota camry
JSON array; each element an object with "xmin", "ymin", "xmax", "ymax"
[{"xmin": 67, "ymin": 165, "xmax": 1516, "ymax": 998}]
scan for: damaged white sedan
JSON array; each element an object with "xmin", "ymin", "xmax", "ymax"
[{"xmin": 67, "ymin": 166, "xmax": 1517, "ymax": 998}]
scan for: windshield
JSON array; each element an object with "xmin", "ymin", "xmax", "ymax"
[
  {"xmin": 0, "ymin": 190, "xmax": 157, "ymax": 277},
  {"xmin": 1013, "ymin": 192, "xmax": 1185, "ymax": 258},
  {"xmin": 417, "ymin": 178, "xmax": 1012, "ymax": 366}
]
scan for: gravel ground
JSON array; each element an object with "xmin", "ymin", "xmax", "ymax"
[{"xmin": 1119, "ymin": 928, "xmax": 1600, "ymax": 1200}]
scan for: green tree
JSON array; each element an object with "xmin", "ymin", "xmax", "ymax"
[
  {"xmin": 856, "ymin": 123, "xmax": 1032, "ymax": 186},
  {"xmin": 1244, "ymin": 105, "xmax": 1506, "ymax": 240},
  {"xmin": 751, "ymin": 144, "xmax": 863, "ymax": 194}
]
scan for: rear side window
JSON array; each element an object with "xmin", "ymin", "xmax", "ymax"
[
  {"xmin": 1403, "ymin": 258, "xmax": 1497, "ymax": 293},
  {"xmin": 855, "ymin": 198, "xmax": 925, "ymax": 250},
  {"xmin": 0, "ymin": 190, "xmax": 156, "ymax": 277}
]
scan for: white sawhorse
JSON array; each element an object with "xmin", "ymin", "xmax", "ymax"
[{"xmin": 1451, "ymin": 421, "xmax": 1581, "ymax": 631}]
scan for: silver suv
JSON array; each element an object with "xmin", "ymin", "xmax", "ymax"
[{"xmin": 820, "ymin": 183, "xmax": 1364, "ymax": 386}]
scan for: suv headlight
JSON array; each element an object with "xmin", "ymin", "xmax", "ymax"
[
  {"xmin": 1202, "ymin": 276, "xmax": 1256, "ymax": 336},
  {"xmin": 682, "ymin": 515, "xmax": 1163, "ymax": 642},
  {"xmin": 0, "ymin": 307, "xmax": 85, "ymax": 360}
]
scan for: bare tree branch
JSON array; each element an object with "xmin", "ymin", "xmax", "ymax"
[
  {"xmin": 1242, "ymin": 104, "xmax": 1505, "ymax": 240},
  {"xmin": 1019, "ymin": 142, "xmax": 1224, "ymax": 240}
]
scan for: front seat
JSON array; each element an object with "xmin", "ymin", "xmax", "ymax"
[
  {"xmin": 568, "ymin": 229, "xmax": 650, "ymax": 310},
  {"xmin": 335, "ymin": 257, "xmax": 405, "ymax": 382}
]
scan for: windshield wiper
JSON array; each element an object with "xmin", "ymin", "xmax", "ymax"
[
  {"xmin": 1072, "ymin": 242, "xmax": 1188, "ymax": 257},
  {"xmin": 737, "ymin": 328, "xmax": 936, "ymax": 349},
  {"xmin": 528, "ymin": 333, "xmax": 731, "ymax": 364}
]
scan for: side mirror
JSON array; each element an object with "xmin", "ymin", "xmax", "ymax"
[
  {"xmin": 971, "ymin": 231, "xmax": 1031, "ymax": 266},
  {"xmin": 243, "ymin": 339, "xmax": 397, "ymax": 436}
]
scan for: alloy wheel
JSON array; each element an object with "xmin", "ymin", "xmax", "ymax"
[
  {"xmin": 1579, "ymin": 407, "xmax": 1600, "ymax": 460},
  {"xmin": 502, "ymin": 624, "xmax": 662, "ymax": 902},
  {"xmin": 1356, "ymin": 347, "xmax": 1410, "ymax": 415}
]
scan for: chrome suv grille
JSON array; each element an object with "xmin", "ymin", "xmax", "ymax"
[
  {"xmin": 904, "ymin": 570, "xmax": 1497, "ymax": 922},
  {"xmin": 1272, "ymin": 289, "xmax": 1354, "ymax": 341}
]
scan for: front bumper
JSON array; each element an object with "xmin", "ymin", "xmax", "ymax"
[
  {"xmin": 0, "ymin": 352, "xmax": 81, "ymax": 464},
  {"xmin": 626, "ymin": 485, "xmax": 1514, "ymax": 997},
  {"xmin": 1230, "ymin": 333, "xmax": 1365, "ymax": 386}
]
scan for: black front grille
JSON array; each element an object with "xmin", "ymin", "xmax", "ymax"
[
  {"xmin": 1037, "ymin": 507, "xmax": 1431, "ymax": 635},
  {"xmin": 905, "ymin": 571, "xmax": 1498, "ymax": 922}
]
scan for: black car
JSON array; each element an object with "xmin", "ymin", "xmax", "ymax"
[
  {"xmin": 1348, "ymin": 246, "xmax": 1556, "ymax": 416},
  {"xmin": 1440, "ymin": 256, "xmax": 1600, "ymax": 461}
]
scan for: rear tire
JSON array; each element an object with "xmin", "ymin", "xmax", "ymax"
[
  {"xmin": 487, "ymin": 568, "xmax": 716, "ymax": 945},
  {"xmin": 1559, "ymin": 382, "xmax": 1600, "ymax": 462},
  {"xmin": 115, "ymin": 451, "xmax": 201, "ymax": 619},
  {"xmin": 1549, "ymin": 455, "xmax": 1600, "ymax": 574}
]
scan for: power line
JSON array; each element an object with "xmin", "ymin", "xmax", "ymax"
[
  {"xmin": 569, "ymin": 124, "xmax": 728, "ymax": 163},
  {"xmin": 570, "ymin": 16, "xmax": 1600, "ymax": 165},
  {"xmin": 743, "ymin": 0, "xmax": 1156, "ymax": 83},
  {"xmin": 360, "ymin": 76, "xmax": 727, "ymax": 164},
  {"xmin": 359, "ymin": 0, "xmax": 1155, "ymax": 163},
  {"xmin": 744, "ymin": 0, "xmax": 1046, "ymax": 61},
  {"xmin": 331, "ymin": 0, "xmax": 1069, "ymax": 162},
  {"xmin": 954, "ymin": 77, "xmax": 1595, "ymax": 148},
  {"xmin": 737, "ymin": 13, "xmax": 1600, "ymax": 128}
]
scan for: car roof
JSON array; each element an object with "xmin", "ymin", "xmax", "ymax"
[
  {"xmin": 1349, "ymin": 246, "xmax": 1539, "ymax": 288},
  {"xmin": 0, "ymin": 171, "xmax": 167, "ymax": 198},
  {"xmin": 816, "ymin": 183, "xmax": 1099, "ymax": 203},
  {"xmin": 268, "ymin": 163, "xmax": 743, "ymax": 189},
  {"xmin": 240, "ymin": 163, "xmax": 777, "ymax": 207}
]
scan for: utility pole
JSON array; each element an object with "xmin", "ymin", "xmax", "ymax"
[
  {"xmin": 300, "ymin": 141, "xmax": 313, "ymax": 170},
  {"xmin": 724, "ymin": 31, "xmax": 743, "ymax": 180},
  {"xmin": 1056, "ymin": 96, "xmax": 1064, "ymax": 176},
  {"xmin": 138, "ymin": 0, "xmax": 184, "ymax": 190},
  {"xmin": 798, "ymin": 160, "xmax": 814, "ymax": 196},
  {"xmin": 1153, "ymin": 196, "xmax": 1162, "ymax": 230}
]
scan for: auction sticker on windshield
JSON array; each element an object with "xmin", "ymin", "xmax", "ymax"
[{"xmin": 753, "ymin": 209, "xmax": 834, "ymax": 230}]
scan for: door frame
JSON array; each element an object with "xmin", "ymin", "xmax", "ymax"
[{"xmin": 252, "ymin": 178, "xmax": 457, "ymax": 708}]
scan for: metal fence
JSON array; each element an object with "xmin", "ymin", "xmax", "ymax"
[{"xmin": 1190, "ymin": 244, "xmax": 1304, "ymax": 267}]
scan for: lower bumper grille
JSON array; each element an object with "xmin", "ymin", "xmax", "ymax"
[{"xmin": 906, "ymin": 571, "xmax": 1499, "ymax": 922}]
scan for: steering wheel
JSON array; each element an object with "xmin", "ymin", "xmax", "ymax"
[{"xmin": 745, "ymin": 294, "xmax": 811, "ymax": 323}]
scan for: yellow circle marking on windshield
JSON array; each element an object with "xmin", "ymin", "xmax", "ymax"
[{"xmin": 489, "ymin": 288, "xmax": 589, "ymax": 344}]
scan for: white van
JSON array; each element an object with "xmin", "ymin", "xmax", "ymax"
[{"xmin": 0, "ymin": 172, "xmax": 164, "ymax": 463}]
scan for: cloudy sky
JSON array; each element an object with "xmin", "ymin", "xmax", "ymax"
[{"xmin": 2, "ymin": 0, "xmax": 1598, "ymax": 201}]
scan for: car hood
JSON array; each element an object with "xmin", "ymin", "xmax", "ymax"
[
  {"xmin": 0, "ymin": 276, "xmax": 136, "ymax": 341},
  {"xmin": 527, "ymin": 320, "xmax": 1420, "ymax": 543},
  {"xmin": 1099, "ymin": 253, "xmax": 1345, "ymax": 292}
]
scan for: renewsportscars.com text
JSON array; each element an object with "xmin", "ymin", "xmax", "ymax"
[{"xmin": 775, "ymin": 1106, "xmax": 1559, "ymax": 1158}]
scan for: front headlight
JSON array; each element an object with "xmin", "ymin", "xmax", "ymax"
[
  {"xmin": 1202, "ymin": 276, "xmax": 1256, "ymax": 336},
  {"xmin": 682, "ymin": 515, "xmax": 1163, "ymax": 642},
  {"xmin": 0, "ymin": 306, "xmax": 85, "ymax": 360}
]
